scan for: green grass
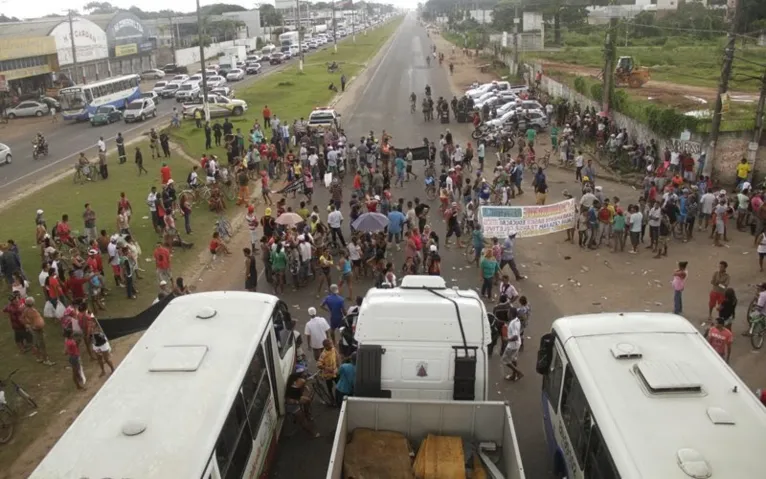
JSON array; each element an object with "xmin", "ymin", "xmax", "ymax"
[
  {"xmin": 171, "ymin": 18, "xmax": 402, "ymax": 157},
  {"xmin": 523, "ymin": 45, "xmax": 766, "ymax": 92},
  {"xmin": 0, "ymin": 140, "xmax": 223, "ymax": 318}
]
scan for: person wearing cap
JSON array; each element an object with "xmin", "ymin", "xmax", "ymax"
[
  {"xmin": 304, "ymin": 306, "xmax": 331, "ymax": 360},
  {"xmin": 426, "ymin": 244, "xmax": 441, "ymax": 275}
]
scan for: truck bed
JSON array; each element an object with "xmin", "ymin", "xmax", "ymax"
[{"xmin": 327, "ymin": 398, "xmax": 525, "ymax": 479}]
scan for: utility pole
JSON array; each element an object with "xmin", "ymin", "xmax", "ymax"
[
  {"xmin": 602, "ymin": 16, "xmax": 618, "ymax": 113},
  {"xmin": 749, "ymin": 69, "xmax": 766, "ymax": 180},
  {"xmin": 332, "ymin": 0, "xmax": 337, "ymax": 53},
  {"xmin": 512, "ymin": 3, "xmax": 519, "ymax": 77},
  {"xmin": 704, "ymin": 0, "xmax": 743, "ymax": 178},
  {"xmin": 195, "ymin": 0, "xmax": 210, "ymax": 121},
  {"xmin": 351, "ymin": 0, "xmax": 356, "ymax": 43},
  {"xmin": 297, "ymin": 0, "xmax": 304, "ymax": 72},
  {"xmin": 67, "ymin": 10, "xmax": 81, "ymax": 84},
  {"xmin": 167, "ymin": 13, "xmax": 176, "ymax": 65}
]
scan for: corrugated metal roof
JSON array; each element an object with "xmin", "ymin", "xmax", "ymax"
[
  {"xmin": 0, "ymin": 18, "xmax": 64, "ymax": 38},
  {"xmin": 85, "ymin": 13, "xmax": 118, "ymax": 29}
]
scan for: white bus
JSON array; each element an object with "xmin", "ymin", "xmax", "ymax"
[
  {"xmin": 29, "ymin": 292, "xmax": 298, "ymax": 479},
  {"xmin": 535, "ymin": 312, "xmax": 766, "ymax": 479},
  {"xmin": 58, "ymin": 74, "xmax": 141, "ymax": 121}
]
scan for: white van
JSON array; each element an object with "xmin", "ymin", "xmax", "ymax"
[
  {"xmin": 353, "ymin": 276, "xmax": 490, "ymax": 401},
  {"xmin": 261, "ymin": 44, "xmax": 276, "ymax": 59}
]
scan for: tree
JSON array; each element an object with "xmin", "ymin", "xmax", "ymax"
[
  {"xmin": 259, "ymin": 4, "xmax": 283, "ymax": 27},
  {"xmin": 83, "ymin": 2, "xmax": 116, "ymax": 14},
  {"xmin": 0, "ymin": 13, "xmax": 19, "ymax": 22},
  {"xmin": 200, "ymin": 3, "xmax": 247, "ymax": 16}
]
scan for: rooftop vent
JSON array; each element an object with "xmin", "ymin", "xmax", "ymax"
[
  {"xmin": 122, "ymin": 420, "xmax": 147, "ymax": 437},
  {"xmin": 634, "ymin": 361, "xmax": 702, "ymax": 394},
  {"xmin": 610, "ymin": 342, "xmax": 642, "ymax": 360},
  {"xmin": 196, "ymin": 307, "xmax": 217, "ymax": 320},
  {"xmin": 676, "ymin": 448, "xmax": 712, "ymax": 478},
  {"xmin": 706, "ymin": 406, "xmax": 735, "ymax": 425},
  {"xmin": 149, "ymin": 345, "xmax": 208, "ymax": 372}
]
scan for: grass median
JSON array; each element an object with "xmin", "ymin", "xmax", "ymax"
[{"xmin": 171, "ymin": 17, "xmax": 402, "ymax": 157}]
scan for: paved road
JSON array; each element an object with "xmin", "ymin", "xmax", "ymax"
[
  {"xmin": 0, "ymin": 44, "xmax": 335, "ymax": 196},
  {"xmin": 257, "ymin": 14, "xmax": 558, "ymax": 479}
]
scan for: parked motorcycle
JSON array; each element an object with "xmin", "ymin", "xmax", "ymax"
[{"xmin": 32, "ymin": 141, "xmax": 48, "ymax": 160}]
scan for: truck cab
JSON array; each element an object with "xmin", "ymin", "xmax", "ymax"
[{"xmin": 353, "ymin": 276, "xmax": 490, "ymax": 401}]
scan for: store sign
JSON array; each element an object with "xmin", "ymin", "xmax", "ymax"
[
  {"xmin": 0, "ymin": 37, "xmax": 56, "ymax": 62},
  {"xmin": 50, "ymin": 18, "xmax": 109, "ymax": 66},
  {"xmin": 479, "ymin": 200, "xmax": 577, "ymax": 238},
  {"xmin": 107, "ymin": 12, "xmax": 149, "ymax": 46},
  {"xmin": 1, "ymin": 65, "xmax": 53, "ymax": 81},
  {"xmin": 139, "ymin": 40, "xmax": 154, "ymax": 53},
  {"xmin": 115, "ymin": 44, "xmax": 138, "ymax": 57}
]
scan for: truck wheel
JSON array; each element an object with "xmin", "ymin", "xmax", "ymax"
[
  {"xmin": 233, "ymin": 107, "xmax": 243, "ymax": 116},
  {"xmin": 140, "ymin": 114, "xmax": 146, "ymax": 122}
]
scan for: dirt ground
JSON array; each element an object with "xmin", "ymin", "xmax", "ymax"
[
  {"xmin": 539, "ymin": 60, "xmax": 759, "ymax": 110},
  {"xmin": 430, "ymin": 31, "xmax": 501, "ymax": 92}
]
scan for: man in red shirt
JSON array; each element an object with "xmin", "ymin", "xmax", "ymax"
[
  {"xmin": 153, "ymin": 242, "xmax": 172, "ymax": 284},
  {"xmin": 262, "ymin": 105, "xmax": 271, "ymax": 129},
  {"xmin": 65, "ymin": 272, "xmax": 91, "ymax": 304},
  {"xmin": 160, "ymin": 162, "xmax": 172, "ymax": 185},
  {"xmin": 4, "ymin": 292, "xmax": 30, "ymax": 352},
  {"xmin": 56, "ymin": 214, "xmax": 74, "ymax": 247},
  {"xmin": 708, "ymin": 317, "xmax": 733, "ymax": 362}
]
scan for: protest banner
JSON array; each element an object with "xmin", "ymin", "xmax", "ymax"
[{"xmin": 479, "ymin": 199, "xmax": 576, "ymax": 238}]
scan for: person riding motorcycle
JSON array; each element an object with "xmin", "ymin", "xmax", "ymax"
[{"xmin": 33, "ymin": 133, "xmax": 47, "ymax": 155}]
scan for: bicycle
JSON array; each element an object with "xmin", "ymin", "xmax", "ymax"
[
  {"xmin": 73, "ymin": 164, "xmax": 97, "ymax": 184},
  {"xmin": 215, "ymin": 214, "xmax": 232, "ymax": 241},
  {"xmin": 410, "ymin": 101, "xmax": 416, "ymax": 114},
  {"xmin": 672, "ymin": 221, "xmax": 686, "ymax": 241},
  {"xmin": 0, "ymin": 369, "xmax": 38, "ymax": 444},
  {"xmin": 425, "ymin": 177, "xmax": 437, "ymax": 200},
  {"xmin": 527, "ymin": 150, "xmax": 551, "ymax": 171}
]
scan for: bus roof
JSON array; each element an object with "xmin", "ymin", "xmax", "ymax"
[
  {"xmin": 30, "ymin": 292, "xmax": 279, "ymax": 479},
  {"xmin": 60, "ymin": 74, "xmax": 140, "ymax": 91},
  {"xmin": 554, "ymin": 313, "xmax": 766, "ymax": 479}
]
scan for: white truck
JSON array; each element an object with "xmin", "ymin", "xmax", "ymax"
[
  {"xmin": 314, "ymin": 24, "xmax": 328, "ymax": 35},
  {"xmin": 326, "ymin": 397, "xmax": 526, "ymax": 479},
  {"xmin": 279, "ymin": 31, "xmax": 300, "ymax": 53},
  {"xmin": 222, "ymin": 45, "xmax": 246, "ymax": 64}
]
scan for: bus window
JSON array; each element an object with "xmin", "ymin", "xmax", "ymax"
[
  {"xmin": 560, "ymin": 365, "xmax": 590, "ymax": 468},
  {"xmin": 584, "ymin": 423, "xmax": 621, "ymax": 479},
  {"xmin": 84, "ymin": 88, "xmax": 93, "ymax": 103},
  {"xmin": 542, "ymin": 348, "xmax": 564, "ymax": 411},
  {"xmin": 215, "ymin": 392, "xmax": 252, "ymax": 479},
  {"xmin": 241, "ymin": 344, "xmax": 271, "ymax": 426}
]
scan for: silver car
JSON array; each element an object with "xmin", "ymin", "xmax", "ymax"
[
  {"xmin": 0, "ymin": 143, "xmax": 11, "ymax": 164},
  {"xmin": 6, "ymin": 101, "xmax": 49, "ymax": 118}
]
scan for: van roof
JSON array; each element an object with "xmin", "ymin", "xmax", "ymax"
[
  {"xmin": 29, "ymin": 292, "xmax": 278, "ymax": 479},
  {"xmin": 356, "ymin": 277, "xmax": 490, "ymax": 345},
  {"xmin": 554, "ymin": 313, "xmax": 766, "ymax": 479}
]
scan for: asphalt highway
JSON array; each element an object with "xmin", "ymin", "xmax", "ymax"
[
  {"xmin": 261, "ymin": 14, "xmax": 558, "ymax": 479},
  {"xmin": 0, "ymin": 43, "xmax": 335, "ymax": 196}
]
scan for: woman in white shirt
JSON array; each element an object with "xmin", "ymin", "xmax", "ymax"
[
  {"xmin": 347, "ymin": 238, "xmax": 362, "ymax": 278},
  {"xmin": 756, "ymin": 231, "xmax": 766, "ymax": 272}
]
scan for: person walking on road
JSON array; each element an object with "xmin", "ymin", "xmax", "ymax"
[
  {"xmin": 116, "ymin": 132, "xmax": 126, "ymax": 164},
  {"xmin": 502, "ymin": 309, "xmax": 524, "ymax": 382},
  {"xmin": 672, "ymin": 261, "xmax": 688, "ymax": 315},
  {"xmin": 135, "ymin": 147, "xmax": 148, "ymax": 176},
  {"xmin": 204, "ymin": 121, "xmax": 212, "ymax": 150},
  {"xmin": 500, "ymin": 233, "xmax": 525, "ymax": 281}
]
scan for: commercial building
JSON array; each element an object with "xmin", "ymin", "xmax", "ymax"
[
  {"xmin": 86, "ymin": 12, "xmax": 156, "ymax": 75},
  {"xmin": 0, "ymin": 16, "xmax": 110, "ymax": 93},
  {"xmin": 0, "ymin": 35, "xmax": 58, "ymax": 96}
]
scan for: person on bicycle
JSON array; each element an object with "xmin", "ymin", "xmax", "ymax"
[
  {"xmin": 752, "ymin": 283, "xmax": 766, "ymax": 321},
  {"xmin": 284, "ymin": 370, "xmax": 320, "ymax": 437}
]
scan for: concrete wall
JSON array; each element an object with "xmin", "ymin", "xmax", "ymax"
[
  {"xmin": 488, "ymin": 32, "xmax": 544, "ymax": 52},
  {"xmin": 174, "ymin": 40, "xmax": 235, "ymax": 67}
]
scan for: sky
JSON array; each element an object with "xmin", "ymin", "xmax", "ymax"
[{"xmin": 0, "ymin": 0, "xmax": 410, "ymax": 21}]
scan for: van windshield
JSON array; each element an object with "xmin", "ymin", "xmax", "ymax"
[
  {"xmin": 180, "ymin": 84, "xmax": 194, "ymax": 91},
  {"xmin": 126, "ymin": 102, "xmax": 143, "ymax": 110}
]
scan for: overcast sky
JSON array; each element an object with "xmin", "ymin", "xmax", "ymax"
[{"xmin": 0, "ymin": 0, "xmax": 411, "ymax": 21}]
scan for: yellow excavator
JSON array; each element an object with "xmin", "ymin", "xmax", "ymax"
[{"xmin": 614, "ymin": 56, "xmax": 650, "ymax": 88}]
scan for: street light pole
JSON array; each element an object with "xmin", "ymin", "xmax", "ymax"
[
  {"xmin": 195, "ymin": 0, "xmax": 210, "ymax": 121},
  {"xmin": 296, "ymin": 0, "xmax": 304, "ymax": 72},
  {"xmin": 351, "ymin": 0, "xmax": 356, "ymax": 43},
  {"xmin": 67, "ymin": 10, "xmax": 81, "ymax": 84},
  {"xmin": 332, "ymin": 0, "xmax": 337, "ymax": 53}
]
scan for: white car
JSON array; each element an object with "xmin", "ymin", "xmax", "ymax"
[
  {"xmin": 170, "ymin": 74, "xmax": 189, "ymax": 84},
  {"xmin": 207, "ymin": 75, "xmax": 227, "ymax": 88},
  {"xmin": 245, "ymin": 63, "xmax": 262, "ymax": 75},
  {"xmin": 188, "ymin": 73, "xmax": 204, "ymax": 83},
  {"xmin": 140, "ymin": 69, "xmax": 165, "ymax": 80},
  {"xmin": 152, "ymin": 81, "xmax": 168, "ymax": 94},
  {"xmin": 0, "ymin": 143, "xmax": 11, "ymax": 165},
  {"xmin": 226, "ymin": 69, "xmax": 245, "ymax": 81},
  {"xmin": 6, "ymin": 101, "xmax": 49, "ymax": 118},
  {"xmin": 308, "ymin": 40, "xmax": 318, "ymax": 49}
]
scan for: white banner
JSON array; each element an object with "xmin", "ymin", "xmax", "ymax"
[{"xmin": 479, "ymin": 199, "xmax": 577, "ymax": 239}]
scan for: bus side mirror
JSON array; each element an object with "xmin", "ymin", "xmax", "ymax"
[{"xmin": 536, "ymin": 333, "xmax": 554, "ymax": 375}]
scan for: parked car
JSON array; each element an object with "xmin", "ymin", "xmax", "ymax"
[
  {"xmin": 141, "ymin": 91, "xmax": 161, "ymax": 106},
  {"xmin": 245, "ymin": 63, "xmax": 262, "ymax": 75},
  {"xmin": 169, "ymin": 74, "xmax": 189, "ymax": 84},
  {"xmin": 188, "ymin": 73, "xmax": 204, "ymax": 83},
  {"xmin": 182, "ymin": 94, "xmax": 248, "ymax": 118},
  {"xmin": 270, "ymin": 53, "xmax": 285, "ymax": 65},
  {"xmin": 226, "ymin": 69, "xmax": 245, "ymax": 81},
  {"xmin": 160, "ymin": 83, "xmax": 181, "ymax": 99},
  {"xmin": 0, "ymin": 143, "xmax": 11, "ymax": 165},
  {"xmin": 123, "ymin": 98, "xmax": 157, "ymax": 123},
  {"xmin": 282, "ymin": 50, "xmax": 293, "ymax": 60},
  {"xmin": 39, "ymin": 96, "xmax": 60, "ymax": 110},
  {"xmin": 141, "ymin": 69, "xmax": 165, "ymax": 80},
  {"xmin": 6, "ymin": 101, "xmax": 49, "ymax": 118},
  {"xmin": 162, "ymin": 63, "xmax": 188, "ymax": 74},
  {"xmin": 152, "ymin": 81, "xmax": 168, "ymax": 94},
  {"xmin": 210, "ymin": 86, "xmax": 233, "ymax": 98},
  {"xmin": 175, "ymin": 81, "xmax": 201, "ymax": 102},
  {"xmin": 308, "ymin": 40, "xmax": 318, "ymax": 49},
  {"xmin": 246, "ymin": 54, "xmax": 263, "ymax": 63},
  {"xmin": 90, "ymin": 105, "xmax": 123, "ymax": 126}
]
